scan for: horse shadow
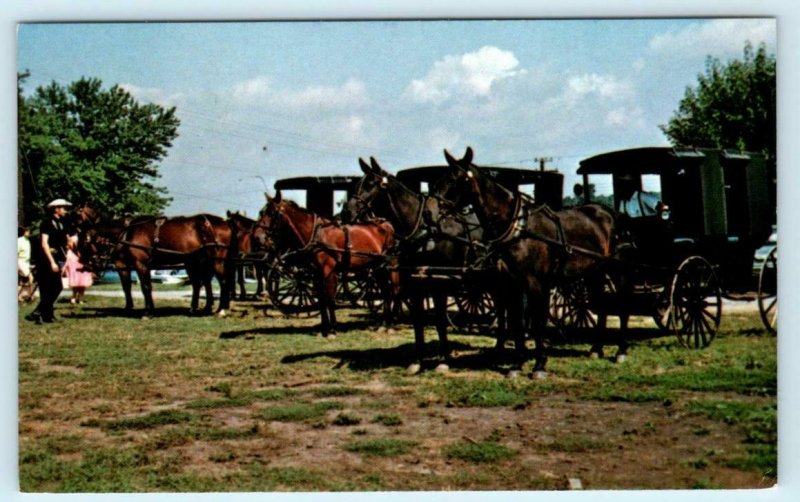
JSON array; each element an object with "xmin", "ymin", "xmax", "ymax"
[
  {"xmin": 66, "ymin": 306, "xmax": 213, "ymax": 319},
  {"xmin": 218, "ymin": 318, "xmax": 382, "ymax": 340}
]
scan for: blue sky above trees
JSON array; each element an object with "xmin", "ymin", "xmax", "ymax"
[{"xmin": 17, "ymin": 19, "xmax": 775, "ymax": 217}]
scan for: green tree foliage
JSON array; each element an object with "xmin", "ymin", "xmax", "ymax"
[
  {"xmin": 660, "ymin": 42, "xmax": 776, "ymax": 163},
  {"xmin": 18, "ymin": 74, "xmax": 180, "ymax": 224}
]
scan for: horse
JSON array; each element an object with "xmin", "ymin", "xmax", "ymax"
[
  {"xmin": 342, "ymin": 157, "xmax": 504, "ymax": 374},
  {"xmin": 226, "ymin": 211, "xmax": 267, "ymax": 300},
  {"xmin": 252, "ymin": 193, "xmax": 397, "ymax": 337},
  {"xmin": 75, "ymin": 206, "xmax": 234, "ymax": 318},
  {"xmin": 431, "ymin": 147, "xmax": 617, "ymax": 377}
]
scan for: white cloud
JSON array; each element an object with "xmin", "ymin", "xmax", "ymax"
[
  {"xmin": 567, "ymin": 73, "xmax": 633, "ymax": 101},
  {"xmin": 649, "ymin": 19, "xmax": 775, "ymax": 58},
  {"xmin": 119, "ymin": 83, "xmax": 183, "ymax": 106},
  {"xmin": 279, "ymin": 78, "xmax": 368, "ymax": 110},
  {"xmin": 231, "ymin": 76, "xmax": 368, "ymax": 110},
  {"xmin": 232, "ymin": 76, "xmax": 272, "ymax": 101},
  {"xmin": 405, "ymin": 46, "xmax": 523, "ymax": 103},
  {"xmin": 605, "ymin": 106, "xmax": 644, "ymax": 128}
]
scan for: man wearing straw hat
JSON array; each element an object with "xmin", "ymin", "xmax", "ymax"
[{"xmin": 26, "ymin": 198, "xmax": 76, "ymax": 324}]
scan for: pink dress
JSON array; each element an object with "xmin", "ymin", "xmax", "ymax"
[{"xmin": 64, "ymin": 250, "xmax": 93, "ymax": 288}]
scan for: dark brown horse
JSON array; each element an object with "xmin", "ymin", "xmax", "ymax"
[
  {"xmin": 76, "ymin": 207, "xmax": 234, "ymax": 318},
  {"xmin": 226, "ymin": 211, "xmax": 267, "ymax": 300},
  {"xmin": 432, "ymin": 147, "xmax": 616, "ymax": 377},
  {"xmin": 342, "ymin": 157, "xmax": 502, "ymax": 374},
  {"xmin": 253, "ymin": 193, "xmax": 397, "ymax": 337}
]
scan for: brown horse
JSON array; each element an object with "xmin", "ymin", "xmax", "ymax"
[
  {"xmin": 432, "ymin": 147, "xmax": 616, "ymax": 377},
  {"xmin": 76, "ymin": 206, "xmax": 234, "ymax": 318},
  {"xmin": 226, "ymin": 211, "xmax": 267, "ymax": 300},
  {"xmin": 253, "ymin": 193, "xmax": 397, "ymax": 337}
]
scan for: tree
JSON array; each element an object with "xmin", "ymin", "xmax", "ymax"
[
  {"xmin": 18, "ymin": 75, "xmax": 180, "ymax": 224},
  {"xmin": 660, "ymin": 42, "xmax": 776, "ymax": 164}
]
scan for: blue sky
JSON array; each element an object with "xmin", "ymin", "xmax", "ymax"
[{"xmin": 17, "ymin": 18, "xmax": 776, "ymax": 216}]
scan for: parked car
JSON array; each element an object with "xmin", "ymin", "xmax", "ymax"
[
  {"xmin": 753, "ymin": 227, "xmax": 777, "ymax": 276},
  {"xmin": 150, "ymin": 269, "xmax": 190, "ymax": 285}
]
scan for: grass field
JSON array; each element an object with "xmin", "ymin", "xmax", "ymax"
[{"xmin": 18, "ymin": 292, "xmax": 777, "ymax": 492}]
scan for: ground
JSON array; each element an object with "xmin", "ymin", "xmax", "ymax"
[{"xmin": 17, "ymin": 291, "xmax": 777, "ymax": 492}]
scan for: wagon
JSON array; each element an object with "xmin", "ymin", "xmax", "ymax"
[
  {"xmin": 396, "ymin": 164, "xmax": 565, "ymax": 330},
  {"xmin": 559, "ymin": 147, "xmax": 776, "ymax": 346},
  {"xmin": 263, "ymin": 175, "xmax": 388, "ymax": 315}
]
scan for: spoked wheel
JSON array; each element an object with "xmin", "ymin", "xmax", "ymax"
[
  {"xmin": 341, "ymin": 270, "xmax": 385, "ymax": 313},
  {"xmin": 757, "ymin": 246, "xmax": 777, "ymax": 335},
  {"xmin": 265, "ymin": 254, "xmax": 319, "ymax": 317},
  {"xmin": 549, "ymin": 276, "xmax": 613, "ymax": 330},
  {"xmin": 447, "ymin": 284, "xmax": 496, "ymax": 332},
  {"xmin": 670, "ymin": 256, "xmax": 722, "ymax": 348}
]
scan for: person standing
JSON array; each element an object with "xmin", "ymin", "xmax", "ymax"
[
  {"xmin": 26, "ymin": 199, "xmax": 75, "ymax": 324},
  {"xmin": 64, "ymin": 235, "xmax": 93, "ymax": 304},
  {"xmin": 17, "ymin": 226, "xmax": 33, "ymax": 302}
]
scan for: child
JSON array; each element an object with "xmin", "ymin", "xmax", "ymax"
[{"xmin": 63, "ymin": 235, "xmax": 93, "ymax": 304}]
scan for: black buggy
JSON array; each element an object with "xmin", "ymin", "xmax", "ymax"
[{"xmin": 557, "ymin": 147, "xmax": 776, "ymax": 346}]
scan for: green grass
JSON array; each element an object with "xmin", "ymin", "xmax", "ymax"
[
  {"xmin": 420, "ymin": 378, "xmax": 536, "ymax": 408},
  {"xmin": 686, "ymin": 399, "xmax": 777, "ymax": 478},
  {"xmin": 83, "ymin": 410, "xmax": 199, "ymax": 431},
  {"xmin": 343, "ymin": 438, "xmax": 417, "ymax": 457},
  {"xmin": 259, "ymin": 401, "xmax": 344, "ymax": 422},
  {"xmin": 18, "ymin": 295, "xmax": 778, "ymax": 491},
  {"xmin": 442, "ymin": 441, "xmax": 517, "ymax": 463}
]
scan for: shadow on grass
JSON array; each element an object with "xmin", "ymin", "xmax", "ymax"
[
  {"xmin": 218, "ymin": 318, "xmax": 382, "ymax": 339},
  {"xmin": 65, "ymin": 306, "xmax": 212, "ymax": 319}
]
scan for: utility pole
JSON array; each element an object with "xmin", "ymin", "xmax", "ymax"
[{"xmin": 534, "ymin": 157, "xmax": 553, "ymax": 171}]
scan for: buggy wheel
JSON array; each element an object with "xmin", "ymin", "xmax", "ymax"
[
  {"xmin": 670, "ymin": 256, "xmax": 721, "ymax": 348},
  {"xmin": 342, "ymin": 270, "xmax": 385, "ymax": 313},
  {"xmin": 757, "ymin": 246, "xmax": 777, "ymax": 335},
  {"xmin": 549, "ymin": 277, "xmax": 608, "ymax": 330},
  {"xmin": 447, "ymin": 285, "xmax": 496, "ymax": 332},
  {"xmin": 265, "ymin": 256, "xmax": 319, "ymax": 317}
]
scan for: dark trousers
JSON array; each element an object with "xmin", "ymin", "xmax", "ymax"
[{"xmin": 33, "ymin": 263, "xmax": 64, "ymax": 322}]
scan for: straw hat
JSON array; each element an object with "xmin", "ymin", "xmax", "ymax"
[{"xmin": 47, "ymin": 198, "xmax": 73, "ymax": 208}]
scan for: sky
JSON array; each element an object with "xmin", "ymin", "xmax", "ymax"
[{"xmin": 16, "ymin": 18, "xmax": 777, "ymax": 217}]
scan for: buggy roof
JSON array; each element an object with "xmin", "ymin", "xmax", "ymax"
[
  {"xmin": 577, "ymin": 147, "xmax": 756, "ymax": 175},
  {"xmin": 274, "ymin": 175, "xmax": 361, "ymax": 191},
  {"xmin": 397, "ymin": 165, "xmax": 563, "ymax": 185}
]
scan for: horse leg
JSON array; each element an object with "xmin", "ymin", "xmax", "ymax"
[
  {"xmin": 590, "ymin": 312, "xmax": 607, "ymax": 359},
  {"xmin": 186, "ymin": 266, "xmax": 201, "ymax": 314},
  {"xmin": 615, "ymin": 313, "xmax": 630, "ymax": 363},
  {"xmin": 408, "ymin": 288, "xmax": 427, "ymax": 375},
  {"xmin": 214, "ymin": 257, "xmax": 232, "ymax": 318},
  {"xmin": 118, "ymin": 268, "xmax": 135, "ymax": 312},
  {"xmin": 433, "ymin": 290, "xmax": 451, "ymax": 372},
  {"xmin": 255, "ymin": 264, "xmax": 265, "ymax": 297},
  {"xmin": 529, "ymin": 286, "xmax": 549, "ymax": 379},
  {"xmin": 505, "ymin": 289, "xmax": 528, "ymax": 378},
  {"xmin": 136, "ymin": 266, "xmax": 155, "ymax": 318},
  {"xmin": 324, "ymin": 271, "xmax": 338, "ymax": 336}
]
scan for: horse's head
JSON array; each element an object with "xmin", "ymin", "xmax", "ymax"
[
  {"xmin": 252, "ymin": 193, "xmax": 281, "ymax": 250},
  {"xmin": 432, "ymin": 146, "xmax": 481, "ymax": 211},
  {"xmin": 342, "ymin": 157, "xmax": 396, "ymax": 223}
]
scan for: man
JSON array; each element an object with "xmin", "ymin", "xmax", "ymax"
[{"xmin": 26, "ymin": 199, "xmax": 75, "ymax": 324}]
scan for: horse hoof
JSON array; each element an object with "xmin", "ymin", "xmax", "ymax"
[
  {"xmin": 589, "ymin": 352, "xmax": 601, "ymax": 360},
  {"xmin": 215, "ymin": 310, "xmax": 227, "ymax": 319},
  {"xmin": 407, "ymin": 363, "xmax": 422, "ymax": 375},
  {"xmin": 376, "ymin": 326, "xmax": 387, "ymax": 334},
  {"xmin": 530, "ymin": 370, "xmax": 548, "ymax": 380},
  {"xmin": 141, "ymin": 315, "xmax": 150, "ymax": 321},
  {"xmin": 386, "ymin": 328, "xmax": 396, "ymax": 335},
  {"xmin": 507, "ymin": 370, "xmax": 521, "ymax": 379},
  {"xmin": 435, "ymin": 363, "xmax": 449, "ymax": 374},
  {"xmin": 325, "ymin": 333, "xmax": 337, "ymax": 340},
  {"xmin": 615, "ymin": 354, "xmax": 627, "ymax": 364}
]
